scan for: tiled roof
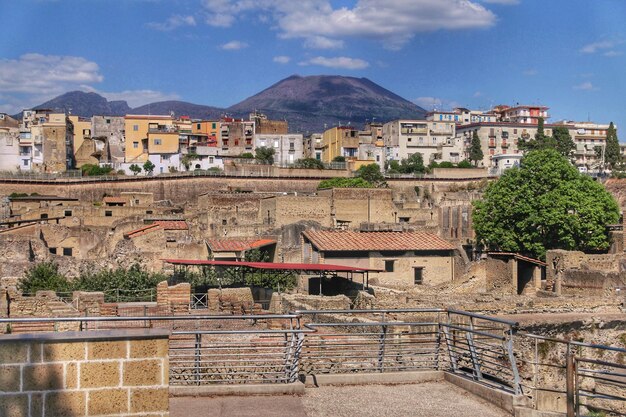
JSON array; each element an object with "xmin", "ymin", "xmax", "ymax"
[
  {"xmin": 207, "ymin": 238, "xmax": 276, "ymax": 252},
  {"xmin": 124, "ymin": 221, "xmax": 188, "ymax": 239},
  {"xmin": 302, "ymin": 230, "xmax": 455, "ymax": 252}
]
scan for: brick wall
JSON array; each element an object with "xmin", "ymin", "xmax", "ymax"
[
  {"xmin": 0, "ymin": 329, "xmax": 170, "ymax": 417},
  {"xmin": 156, "ymin": 281, "xmax": 190, "ymax": 314}
]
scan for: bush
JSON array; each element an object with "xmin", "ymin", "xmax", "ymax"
[
  {"xmin": 294, "ymin": 158, "xmax": 325, "ymax": 170},
  {"xmin": 19, "ymin": 261, "xmax": 72, "ymax": 294},
  {"xmin": 80, "ymin": 164, "xmax": 113, "ymax": 176},
  {"xmin": 457, "ymin": 160, "xmax": 472, "ymax": 168},
  {"xmin": 239, "ymin": 153, "xmax": 254, "ymax": 159},
  {"xmin": 332, "ymin": 156, "xmax": 346, "ymax": 162},
  {"xmin": 318, "ymin": 177, "xmax": 373, "ymax": 189}
]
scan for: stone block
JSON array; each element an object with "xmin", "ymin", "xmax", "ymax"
[
  {"xmin": 23, "ymin": 363, "xmax": 64, "ymax": 391},
  {"xmin": 0, "ymin": 393, "xmax": 28, "ymax": 417},
  {"xmin": 30, "ymin": 393, "xmax": 43, "ymax": 417},
  {"xmin": 130, "ymin": 338, "xmax": 168, "ymax": 359},
  {"xmin": 65, "ymin": 362, "xmax": 78, "ymax": 389},
  {"xmin": 0, "ymin": 342, "xmax": 29, "ymax": 364},
  {"xmin": 87, "ymin": 340, "xmax": 128, "ymax": 360},
  {"xmin": 80, "ymin": 361, "xmax": 121, "ymax": 388},
  {"xmin": 43, "ymin": 341, "xmax": 85, "ymax": 362},
  {"xmin": 87, "ymin": 388, "xmax": 128, "ymax": 415},
  {"xmin": 123, "ymin": 359, "xmax": 162, "ymax": 386},
  {"xmin": 130, "ymin": 388, "xmax": 169, "ymax": 413},
  {"xmin": 0, "ymin": 365, "xmax": 21, "ymax": 392},
  {"xmin": 45, "ymin": 391, "xmax": 86, "ymax": 417}
]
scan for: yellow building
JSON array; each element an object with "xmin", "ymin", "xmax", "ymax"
[
  {"xmin": 321, "ymin": 126, "xmax": 359, "ymax": 163},
  {"xmin": 192, "ymin": 120, "xmax": 220, "ymax": 146},
  {"xmin": 124, "ymin": 115, "xmax": 173, "ymax": 163}
]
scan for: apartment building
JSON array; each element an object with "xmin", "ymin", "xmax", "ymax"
[
  {"xmin": 553, "ymin": 121, "xmax": 616, "ymax": 169},
  {"xmin": 321, "ymin": 126, "xmax": 359, "ymax": 163},
  {"xmin": 382, "ymin": 119, "xmax": 459, "ymax": 164},
  {"xmin": 254, "ymin": 134, "xmax": 304, "ymax": 166},
  {"xmin": 0, "ymin": 114, "xmax": 20, "ymax": 171},
  {"xmin": 124, "ymin": 115, "xmax": 174, "ymax": 164},
  {"xmin": 18, "ymin": 110, "xmax": 73, "ymax": 173},
  {"xmin": 427, "ymin": 109, "xmax": 497, "ymax": 125},
  {"xmin": 250, "ymin": 111, "xmax": 288, "ymax": 135},
  {"xmin": 219, "ymin": 117, "xmax": 255, "ymax": 155},
  {"xmin": 91, "ymin": 116, "xmax": 125, "ymax": 163},
  {"xmin": 493, "ymin": 105, "xmax": 549, "ymax": 125}
]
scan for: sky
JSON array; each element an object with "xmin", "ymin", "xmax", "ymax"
[{"xmin": 0, "ymin": 0, "xmax": 625, "ymax": 135}]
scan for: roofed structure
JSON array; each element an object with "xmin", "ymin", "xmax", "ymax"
[{"xmin": 302, "ymin": 230, "xmax": 455, "ymax": 252}]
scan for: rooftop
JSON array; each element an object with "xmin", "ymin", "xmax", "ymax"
[
  {"xmin": 207, "ymin": 238, "xmax": 276, "ymax": 252},
  {"xmin": 303, "ymin": 230, "xmax": 455, "ymax": 252}
]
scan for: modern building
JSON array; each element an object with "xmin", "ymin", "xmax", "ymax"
[
  {"xmin": 493, "ymin": 105, "xmax": 549, "ymax": 125},
  {"xmin": 321, "ymin": 126, "xmax": 359, "ymax": 163},
  {"xmin": 19, "ymin": 110, "xmax": 73, "ymax": 173},
  {"xmin": 382, "ymin": 119, "xmax": 459, "ymax": 165},
  {"xmin": 124, "ymin": 115, "xmax": 174, "ymax": 164},
  {"xmin": 490, "ymin": 154, "xmax": 523, "ymax": 176},
  {"xmin": 254, "ymin": 134, "xmax": 304, "ymax": 166},
  {"xmin": 219, "ymin": 117, "xmax": 255, "ymax": 155},
  {"xmin": 553, "ymin": 121, "xmax": 617, "ymax": 169},
  {"xmin": 91, "ymin": 116, "xmax": 125, "ymax": 164},
  {"xmin": 0, "ymin": 114, "xmax": 20, "ymax": 171}
]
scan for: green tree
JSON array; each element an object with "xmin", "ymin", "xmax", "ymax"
[
  {"xmin": 332, "ymin": 156, "xmax": 346, "ymax": 162},
  {"xmin": 469, "ymin": 131, "xmax": 484, "ymax": 166},
  {"xmin": 129, "ymin": 164, "xmax": 141, "ymax": 176},
  {"xmin": 255, "ymin": 147, "xmax": 275, "ymax": 164},
  {"xmin": 356, "ymin": 163, "xmax": 386, "ymax": 187},
  {"xmin": 74, "ymin": 263, "xmax": 166, "ymax": 302},
  {"xmin": 143, "ymin": 160, "xmax": 155, "ymax": 175},
  {"xmin": 239, "ymin": 152, "xmax": 254, "ymax": 159},
  {"xmin": 473, "ymin": 149, "xmax": 620, "ymax": 260},
  {"xmin": 294, "ymin": 158, "xmax": 325, "ymax": 169},
  {"xmin": 552, "ymin": 126, "xmax": 575, "ymax": 158},
  {"xmin": 605, "ymin": 122, "xmax": 621, "ymax": 168},
  {"xmin": 457, "ymin": 160, "xmax": 473, "ymax": 168},
  {"xmin": 400, "ymin": 153, "xmax": 426, "ymax": 174},
  {"xmin": 19, "ymin": 261, "xmax": 72, "ymax": 294},
  {"xmin": 80, "ymin": 164, "xmax": 113, "ymax": 176},
  {"xmin": 181, "ymin": 152, "xmax": 199, "ymax": 170}
]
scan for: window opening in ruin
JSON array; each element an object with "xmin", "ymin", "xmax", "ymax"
[
  {"xmin": 40, "ymin": 213, "xmax": 48, "ymax": 219},
  {"xmin": 384, "ymin": 260, "xmax": 395, "ymax": 273},
  {"xmin": 62, "ymin": 247, "xmax": 73, "ymax": 256},
  {"xmin": 64, "ymin": 210, "xmax": 72, "ymax": 217},
  {"xmin": 222, "ymin": 219, "xmax": 227, "ymax": 225},
  {"xmin": 105, "ymin": 210, "xmax": 112, "ymax": 217},
  {"xmin": 49, "ymin": 248, "xmax": 56, "ymax": 255},
  {"xmin": 414, "ymin": 267, "xmax": 424, "ymax": 284}
]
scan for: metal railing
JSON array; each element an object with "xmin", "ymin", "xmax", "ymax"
[{"xmin": 0, "ymin": 307, "xmax": 623, "ymax": 413}]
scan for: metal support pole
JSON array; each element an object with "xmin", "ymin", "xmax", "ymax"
[
  {"xmin": 378, "ymin": 325, "xmax": 387, "ymax": 372},
  {"xmin": 194, "ymin": 333, "xmax": 202, "ymax": 386},
  {"xmin": 466, "ymin": 317, "xmax": 482, "ymax": 380},
  {"xmin": 566, "ymin": 345, "xmax": 576, "ymax": 417},
  {"xmin": 504, "ymin": 328, "xmax": 522, "ymax": 395}
]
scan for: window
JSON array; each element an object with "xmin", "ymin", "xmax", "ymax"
[
  {"xmin": 105, "ymin": 210, "xmax": 112, "ymax": 217},
  {"xmin": 133, "ymin": 125, "xmax": 139, "ymax": 131},
  {"xmin": 414, "ymin": 267, "xmax": 424, "ymax": 284},
  {"xmin": 154, "ymin": 139, "xmax": 162, "ymax": 145},
  {"xmin": 62, "ymin": 248, "xmax": 73, "ymax": 257},
  {"xmin": 133, "ymin": 141, "xmax": 138, "ymax": 149},
  {"xmin": 64, "ymin": 210, "xmax": 72, "ymax": 217},
  {"xmin": 222, "ymin": 219, "xmax": 227, "ymax": 225},
  {"xmin": 23, "ymin": 160, "xmax": 28, "ymax": 166},
  {"xmin": 197, "ymin": 123, "xmax": 201, "ymax": 129},
  {"xmin": 212, "ymin": 123, "xmax": 216, "ymax": 129},
  {"xmin": 106, "ymin": 119, "xmax": 111, "ymax": 124},
  {"xmin": 49, "ymin": 248, "xmax": 57, "ymax": 255},
  {"xmin": 40, "ymin": 213, "xmax": 48, "ymax": 219},
  {"xmin": 384, "ymin": 260, "xmax": 395, "ymax": 273},
  {"xmin": 209, "ymin": 156, "xmax": 214, "ymax": 164}
]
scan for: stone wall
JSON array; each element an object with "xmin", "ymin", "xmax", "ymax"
[
  {"xmin": 0, "ymin": 329, "xmax": 170, "ymax": 417},
  {"xmin": 207, "ymin": 288, "xmax": 258, "ymax": 314},
  {"xmin": 156, "ymin": 281, "xmax": 190, "ymax": 314},
  {"xmin": 546, "ymin": 249, "xmax": 624, "ymax": 295}
]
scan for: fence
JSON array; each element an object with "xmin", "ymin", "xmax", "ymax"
[{"xmin": 0, "ymin": 308, "xmax": 624, "ymax": 416}]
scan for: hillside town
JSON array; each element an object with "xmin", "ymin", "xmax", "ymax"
[{"xmin": 0, "ymin": 104, "xmax": 620, "ymax": 176}]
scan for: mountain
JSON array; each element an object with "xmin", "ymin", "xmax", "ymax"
[
  {"xmin": 129, "ymin": 101, "xmax": 224, "ymax": 120},
  {"xmin": 21, "ymin": 75, "xmax": 425, "ymax": 133},
  {"xmin": 31, "ymin": 91, "xmax": 131, "ymax": 117},
  {"xmin": 228, "ymin": 75, "xmax": 426, "ymax": 133}
]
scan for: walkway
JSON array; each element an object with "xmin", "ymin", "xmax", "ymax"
[{"xmin": 170, "ymin": 382, "xmax": 512, "ymax": 417}]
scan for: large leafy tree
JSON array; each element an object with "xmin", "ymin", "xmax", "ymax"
[
  {"xmin": 605, "ymin": 122, "xmax": 621, "ymax": 168},
  {"xmin": 356, "ymin": 163, "xmax": 386, "ymax": 187},
  {"xmin": 552, "ymin": 126, "xmax": 575, "ymax": 159},
  {"xmin": 473, "ymin": 149, "xmax": 619, "ymax": 260},
  {"xmin": 469, "ymin": 131, "xmax": 484, "ymax": 166},
  {"xmin": 255, "ymin": 146, "xmax": 275, "ymax": 164}
]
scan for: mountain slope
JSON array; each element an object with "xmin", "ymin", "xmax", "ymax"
[
  {"xmin": 228, "ymin": 75, "xmax": 426, "ymax": 133},
  {"xmin": 129, "ymin": 101, "xmax": 224, "ymax": 119},
  {"xmin": 32, "ymin": 91, "xmax": 131, "ymax": 117}
]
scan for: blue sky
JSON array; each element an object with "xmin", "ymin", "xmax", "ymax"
[{"xmin": 0, "ymin": 0, "xmax": 625, "ymax": 136}]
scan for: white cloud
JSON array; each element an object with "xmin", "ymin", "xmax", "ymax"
[
  {"xmin": 303, "ymin": 36, "xmax": 344, "ymax": 49},
  {"xmin": 0, "ymin": 53, "xmax": 103, "ymax": 96},
  {"xmin": 299, "ymin": 56, "xmax": 369, "ymax": 70},
  {"xmin": 580, "ymin": 39, "xmax": 623, "ymax": 54},
  {"xmin": 200, "ymin": 0, "xmax": 497, "ymax": 50},
  {"xmin": 481, "ymin": 0, "xmax": 519, "ymax": 4},
  {"xmin": 146, "ymin": 15, "xmax": 196, "ymax": 31},
  {"xmin": 604, "ymin": 50, "xmax": 623, "ymax": 57},
  {"xmin": 413, "ymin": 96, "xmax": 461, "ymax": 111},
  {"xmin": 273, "ymin": 55, "xmax": 291, "ymax": 64},
  {"xmin": 523, "ymin": 68, "xmax": 538, "ymax": 76},
  {"xmin": 573, "ymin": 82, "xmax": 596, "ymax": 91},
  {"xmin": 220, "ymin": 40, "xmax": 249, "ymax": 50}
]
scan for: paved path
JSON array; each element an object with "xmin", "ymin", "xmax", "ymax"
[{"xmin": 170, "ymin": 382, "xmax": 512, "ymax": 417}]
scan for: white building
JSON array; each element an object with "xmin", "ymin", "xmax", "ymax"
[
  {"xmin": 490, "ymin": 154, "xmax": 522, "ymax": 176},
  {"xmin": 254, "ymin": 134, "xmax": 304, "ymax": 166},
  {"xmin": 382, "ymin": 119, "xmax": 459, "ymax": 165}
]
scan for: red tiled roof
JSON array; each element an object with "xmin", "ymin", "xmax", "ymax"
[
  {"xmin": 103, "ymin": 197, "xmax": 127, "ymax": 204},
  {"xmin": 302, "ymin": 231, "xmax": 455, "ymax": 252},
  {"xmin": 207, "ymin": 238, "xmax": 276, "ymax": 252},
  {"xmin": 124, "ymin": 224, "xmax": 160, "ymax": 239},
  {"xmin": 162, "ymin": 259, "xmax": 380, "ymax": 272}
]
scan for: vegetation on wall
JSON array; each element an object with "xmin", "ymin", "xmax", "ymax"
[{"xmin": 318, "ymin": 177, "xmax": 373, "ymax": 189}]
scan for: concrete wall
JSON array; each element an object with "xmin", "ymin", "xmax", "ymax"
[{"xmin": 0, "ymin": 329, "xmax": 169, "ymax": 417}]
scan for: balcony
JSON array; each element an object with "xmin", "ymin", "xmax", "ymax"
[
  {"xmin": 501, "ymin": 142, "xmax": 509, "ymax": 148},
  {"xmin": 489, "ymin": 141, "xmax": 496, "ymax": 148}
]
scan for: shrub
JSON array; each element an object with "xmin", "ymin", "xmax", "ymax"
[
  {"xmin": 318, "ymin": 177, "xmax": 373, "ymax": 189},
  {"xmin": 80, "ymin": 164, "xmax": 113, "ymax": 176},
  {"xmin": 19, "ymin": 262, "xmax": 72, "ymax": 294}
]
